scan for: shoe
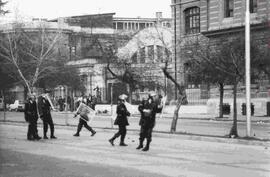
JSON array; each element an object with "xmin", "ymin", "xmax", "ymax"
[
  {"xmin": 136, "ymin": 144, "xmax": 143, "ymax": 150},
  {"xmin": 43, "ymin": 136, "xmax": 48, "ymax": 139},
  {"xmin": 34, "ymin": 136, "xmax": 42, "ymax": 140},
  {"xmin": 142, "ymin": 146, "xmax": 149, "ymax": 151},
  {"xmin": 108, "ymin": 139, "xmax": 114, "ymax": 146},
  {"xmin": 91, "ymin": 131, "xmax": 96, "ymax": 137},
  {"xmin": 119, "ymin": 143, "xmax": 128, "ymax": 146},
  {"xmin": 73, "ymin": 133, "xmax": 80, "ymax": 137},
  {"xmin": 27, "ymin": 137, "xmax": 34, "ymax": 141},
  {"xmin": 50, "ymin": 136, "xmax": 57, "ymax": 139}
]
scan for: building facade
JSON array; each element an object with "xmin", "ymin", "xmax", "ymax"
[
  {"xmin": 1, "ymin": 12, "xmax": 173, "ymax": 104},
  {"xmin": 172, "ymin": 0, "xmax": 270, "ymax": 113}
]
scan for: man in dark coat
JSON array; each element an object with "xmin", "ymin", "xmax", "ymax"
[
  {"xmin": 38, "ymin": 93, "xmax": 57, "ymax": 139},
  {"xmin": 24, "ymin": 93, "xmax": 41, "ymax": 140},
  {"xmin": 109, "ymin": 94, "xmax": 130, "ymax": 146},
  {"xmin": 136, "ymin": 92, "xmax": 163, "ymax": 151}
]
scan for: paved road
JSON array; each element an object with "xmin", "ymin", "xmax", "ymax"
[
  {"xmin": 1, "ymin": 111, "xmax": 269, "ymax": 139},
  {"xmin": 0, "ymin": 123, "xmax": 269, "ymax": 177}
]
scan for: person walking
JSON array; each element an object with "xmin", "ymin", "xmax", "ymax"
[
  {"xmin": 38, "ymin": 93, "xmax": 57, "ymax": 139},
  {"xmin": 24, "ymin": 93, "xmax": 41, "ymax": 141},
  {"xmin": 73, "ymin": 99, "xmax": 96, "ymax": 137},
  {"xmin": 136, "ymin": 92, "xmax": 163, "ymax": 151},
  {"xmin": 109, "ymin": 94, "xmax": 130, "ymax": 146}
]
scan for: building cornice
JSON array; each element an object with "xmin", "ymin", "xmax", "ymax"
[
  {"xmin": 202, "ymin": 23, "xmax": 269, "ymax": 37},
  {"xmin": 171, "ymin": 0, "xmax": 199, "ymax": 7}
]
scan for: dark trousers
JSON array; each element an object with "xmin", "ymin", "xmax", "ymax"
[
  {"xmin": 27, "ymin": 120, "xmax": 38, "ymax": 139},
  {"xmin": 139, "ymin": 126, "xmax": 153, "ymax": 142},
  {"xmin": 112, "ymin": 125, "xmax": 127, "ymax": 143},
  {"xmin": 43, "ymin": 114, "xmax": 55, "ymax": 137},
  {"xmin": 76, "ymin": 118, "xmax": 95, "ymax": 134}
]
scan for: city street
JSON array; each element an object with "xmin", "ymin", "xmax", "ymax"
[
  {"xmin": 1, "ymin": 111, "xmax": 269, "ymax": 139},
  {"xmin": 0, "ymin": 123, "xmax": 269, "ymax": 177}
]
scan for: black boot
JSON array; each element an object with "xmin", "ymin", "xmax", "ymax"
[
  {"xmin": 91, "ymin": 130, "xmax": 96, "ymax": 137},
  {"xmin": 136, "ymin": 139, "xmax": 144, "ymax": 150},
  {"xmin": 109, "ymin": 134, "xmax": 118, "ymax": 146},
  {"xmin": 119, "ymin": 134, "xmax": 127, "ymax": 146},
  {"xmin": 142, "ymin": 140, "xmax": 151, "ymax": 151},
  {"xmin": 119, "ymin": 142, "xmax": 128, "ymax": 146},
  {"xmin": 73, "ymin": 133, "xmax": 80, "ymax": 137},
  {"xmin": 109, "ymin": 138, "xmax": 115, "ymax": 146},
  {"xmin": 85, "ymin": 124, "xmax": 96, "ymax": 136}
]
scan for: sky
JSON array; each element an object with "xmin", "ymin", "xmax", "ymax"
[{"xmin": 4, "ymin": 0, "xmax": 172, "ymax": 20}]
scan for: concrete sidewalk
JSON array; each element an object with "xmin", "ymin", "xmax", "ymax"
[{"xmin": 1, "ymin": 111, "xmax": 269, "ymax": 140}]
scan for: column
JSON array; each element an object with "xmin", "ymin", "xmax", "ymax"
[
  {"xmin": 154, "ymin": 45, "xmax": 157, "ymax": 62},
  {"xmin": 145, "ymin": 46, "xmax": 149, "ymax": 63}
]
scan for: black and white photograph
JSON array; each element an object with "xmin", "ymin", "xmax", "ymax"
[{"xmin": 0, "ymin": 0, "xmax": 269, "ymax": 176}]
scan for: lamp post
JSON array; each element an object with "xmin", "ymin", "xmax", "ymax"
[
  {"xmin": 174, "ymin": 4, "xmax": 178, "ymax": 100},
  {"xmin": 245, "ymin": 0, "xmax": 251, "ymax": 137}
]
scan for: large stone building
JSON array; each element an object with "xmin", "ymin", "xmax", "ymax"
[
  {"xmin": 1, "ymin": 12, "xmax": 173, "ymax": 104},
  {"xmin": 171, "ymin": 0, "xmax": 270, "ymax": 114}
]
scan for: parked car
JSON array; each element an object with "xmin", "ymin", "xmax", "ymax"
[
  {"xmin": 8, "ymin": 100, "xmax": 25, "ymax": 112},
  {"xmin": 0, "ymin": 98, "xmax": 4, "ymax": 111}
]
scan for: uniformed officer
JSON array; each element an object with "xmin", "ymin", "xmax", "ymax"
[
  {"xmin": 37, "ymin": 93, "xmax": 57, "ymax": 139},
  {"xmin": 24, "ymin": 93, "xmax": 41, "ymax": 140},
  {"xmin": 109, "ymin": 94, "xmax": 130, "ymax": 146},
  {"xmin": 136, "ymin": 92, "xmax": 163, "ymax": 151}
]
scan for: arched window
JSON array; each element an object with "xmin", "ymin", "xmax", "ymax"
[{"xmin": 184, "ymin": 7, "xmax": 200, "ymax": 34}]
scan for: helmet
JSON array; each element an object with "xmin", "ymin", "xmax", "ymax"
[
  {"xmin": 148, "ymin": 92, "xmax": 157, "ymax": 98},
  {"xmin": 118, "ymin": 94, "xmax": 128, "ymax": 100}
]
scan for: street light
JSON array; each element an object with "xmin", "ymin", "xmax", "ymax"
[{"xmin": 245, "ymin": 0, "xmax": 251, "ymax": 137}]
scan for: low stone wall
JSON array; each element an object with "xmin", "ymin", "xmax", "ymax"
[
  {"xmin": 95, "ymin": 104, "xmax": 207, "ymax": 115},
  {"xmin": 207, "ymin": 98, "xmax": 270, "ymax": 116}
]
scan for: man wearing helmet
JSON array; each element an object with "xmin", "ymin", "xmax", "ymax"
[{"xmin": 137, "ymin": 92, "xmax": 163, "ymax": 151}]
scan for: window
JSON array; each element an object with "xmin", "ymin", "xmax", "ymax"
[
  {"xmin": 250, "ymin": 0, "xmax": 257, "ymax": 13},
  {"xmin": 139, "ymin": 47, "xmax": 145, "ymax": 63},
  {"xmin": 184, "ymin": 7, "xmax": 200, "ymax": 34},
  {"xmin": 224, "ymin": 0, "xmax": 234, "ymax": 18},
  {"xmin": 131, "ymin": 52, "xmax": 137, "ymax": 63},
  {"xmin": 148, "ymin": 45, "xmax": 154, "ymax": 62}
]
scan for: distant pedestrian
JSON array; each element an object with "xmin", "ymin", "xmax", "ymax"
[
  {"xmin": 136, "ymin": 92, "xmax": 163, "ymax": 151},
  {"xmin": 73, "ymin": 99, "xmax": 96, "ymax": 137},
  {"xmin": 109, "ymin": 94, "xmax": 130, "ymax": 146},
  {"xmin": 58, "ymin": 96, "xmax": 64, "ymax": 112},
  {"xmin": 38, "ymin": 93, "xmax": 57, "ymax": 139},
  {"xmin": 24, "ymin": 93, "xmax": 41, "ymax": 141}
]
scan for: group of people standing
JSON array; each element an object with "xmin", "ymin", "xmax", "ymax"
[
  {"xmin": 24, "ymin": 91, "xmax": 163, "ymax": 152},
  {"xmin": 109, "ymin": 92, "xmax": 163, "ymax": 151},
  {"xmin": 24, "ymin": 92, "xmax": 56, "ymax": 140}
]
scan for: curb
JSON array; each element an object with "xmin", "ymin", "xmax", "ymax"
[{"xmin": 1, "ymin": 120, "xmax": 269, "ymax": 147}]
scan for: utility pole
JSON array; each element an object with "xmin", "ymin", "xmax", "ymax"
[
  {"xmin": 245, "ymin": 0, "xmax": 251, "ymax": 137},
  {"xmin": 174, "ymin": 4, "xmax": 178, "ymax": 100}
]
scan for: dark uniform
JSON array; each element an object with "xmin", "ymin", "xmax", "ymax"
[
  {"xmin": 24, "ymin": 98, "xmax": 41, "ymax": 140},
  {"xmin": 38, "ymin": 96, "xmax": 56, "ymax": 139},
  {"xmin": 137, "ymin": 96, "xmax": 162, "ymax": 151},
  {"xmin": 109, "ymin": 99, "xmax": 130, "ymax": 146}
]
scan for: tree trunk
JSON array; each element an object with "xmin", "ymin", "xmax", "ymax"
[
  {"xmin": 218, "ymin": 82, "xmax": 224, "ymax": 118},
  {"xmin": 170, "ymin": 95, "xmax": 183, "ymax": 133},
  {"xmin": 229, "ymin": 81, "xmax": 238, "ymax": 137}
]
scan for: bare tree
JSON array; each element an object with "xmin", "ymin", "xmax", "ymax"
[
  {"xmin": 183, "ymin": 34, "xmax": 269, "ymax": 137},
  {"xmin": 0, "ymin": 21, "xmax": 64, "ymax": 94}
]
